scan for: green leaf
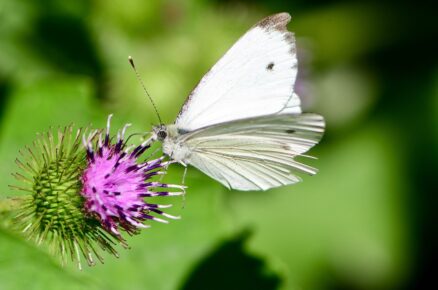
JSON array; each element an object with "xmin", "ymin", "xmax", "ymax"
[{"xmin": 0, "ymin": 227, "xmax": 101, "ymax": 290}]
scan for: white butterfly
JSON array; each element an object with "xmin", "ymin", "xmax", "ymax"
[{"xmin": 149, "ymin": 12, "xmax": 325, "ymax": 191}]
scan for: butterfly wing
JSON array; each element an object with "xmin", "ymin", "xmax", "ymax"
[
  {"xmin": 179, "ymin": 114, "xmax": 325, "ymax": 191},
  {"xmin": 175, "ymin": 13, "xmax": 301, "ymax": 131}
]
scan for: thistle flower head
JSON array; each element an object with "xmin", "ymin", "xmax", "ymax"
[
  {"xmin": 81, "ymin": 115, "xmax": 184, "ymax": 236},
  {"xmin": 12, "ymin": 126, "xmax": 120, "ymax": 268},
  {"xmin": 11, "ymin": 115, "xmax": 184, "ymax": 268}
]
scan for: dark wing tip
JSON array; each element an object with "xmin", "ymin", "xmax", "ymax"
[
  {"xmin": 255, "ymin": 12, "xmax": 291, "ymax": 31},
  {"xmin": 255, "ymin": 12, "xmax": 295, "ymax": 54}
]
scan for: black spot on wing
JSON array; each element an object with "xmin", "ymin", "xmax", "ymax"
[
  {"xmin": 286, "ymin": 129, "xmax": 296, "ymax": 134},
  {"xmin": 266, "ymin": 62, "xmax": 274, "ymax": 71}
]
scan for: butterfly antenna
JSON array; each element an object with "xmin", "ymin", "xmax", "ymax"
[{"xmin": 128, "ymin": 56, "xmax": 163, "ymax": 125}]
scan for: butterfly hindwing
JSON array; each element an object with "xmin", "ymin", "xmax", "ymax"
[{"xmin": 180, "ymin": 114, "xmax": 324, "ymax": 191}]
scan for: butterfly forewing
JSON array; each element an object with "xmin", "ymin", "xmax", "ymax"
[{"xmin": 175, "ymin": 13, "xmax": 301, "ymax": 131}]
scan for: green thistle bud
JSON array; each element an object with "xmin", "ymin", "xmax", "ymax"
[{"xmin": 10, "ymin": 126, "xmax": 123, "ymax": 269}]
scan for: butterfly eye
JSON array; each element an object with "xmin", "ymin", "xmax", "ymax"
[{"xmin": 157, "ymin": 130, "xmax": 167, "ymax": 140}]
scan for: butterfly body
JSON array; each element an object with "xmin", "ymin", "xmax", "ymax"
[
  {"xmin": 154, "ymin": 125, "xmax": 191, "ymax": 164},
  {"xmin": 150, "ymin": 13, "xmax": 325, "ymax": 191}
]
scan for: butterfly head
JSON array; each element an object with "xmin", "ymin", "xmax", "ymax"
[{"xmin": 152, "ymin": 125, "xmax": 168, "ymax": 141}]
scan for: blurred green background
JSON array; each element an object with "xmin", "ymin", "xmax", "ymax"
[{"xmin": 0, "ymin": 0, "xmax": 436, "ymax": 289}]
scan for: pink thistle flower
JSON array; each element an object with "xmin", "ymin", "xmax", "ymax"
[{"xmin": 81, "ymin": 115, "xmax": 184, "ymax": 237}]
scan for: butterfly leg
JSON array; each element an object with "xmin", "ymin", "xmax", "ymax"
[
  {"xmin": 179, "ymin": 163, "xmax": 188, "ymax": 209},
  {"xmin": 182, "ymin": 165, "xmax": 188, "ymax": 185}
]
